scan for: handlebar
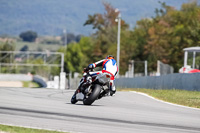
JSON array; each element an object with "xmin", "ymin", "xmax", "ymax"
[{"xmin": 83, "ymin": 68, "xmax": 94, "ymax": 74}]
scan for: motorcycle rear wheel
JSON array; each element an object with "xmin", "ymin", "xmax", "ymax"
[{"xmin": 83, "ymin": 84, "xmax": 101, "ymax": 105}]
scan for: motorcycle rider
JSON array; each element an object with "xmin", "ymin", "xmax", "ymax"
[{"xmin": 73, "ymin": 55, "xmax": 118, "ymax": 99}]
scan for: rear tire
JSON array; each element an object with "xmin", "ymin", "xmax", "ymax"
[{"xmin": 83, "ymin": 84, "xmax": 101, "ymax": 105}]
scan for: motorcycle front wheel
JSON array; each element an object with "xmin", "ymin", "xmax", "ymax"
[
  {"xmin": 71, "ymin": 92, "xmax": 78, "ymax": 104},
  {"xmin": 83, "ymin": 84, "xmax": 101, "ymax": 105}
]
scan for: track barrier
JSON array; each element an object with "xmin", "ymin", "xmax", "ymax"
[{"xmin": 115, "ymin": 73, "xmax": 200, "ymax": 91}]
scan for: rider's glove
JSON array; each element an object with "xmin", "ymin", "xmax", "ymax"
[
  {"xmin": 83, "ymin": 68, "xmax": 89, "ymax": 72},
  {"xmin": 88, "ymin": 64, "xmax": 94, "ymax": 69},
  {"xmin": 84, "ymin": 64, "xmax": 94, "ymax": 72}
]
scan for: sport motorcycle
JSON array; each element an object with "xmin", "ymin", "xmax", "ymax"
[{"xmin": 71, "ymin": 70, "xmax": 112, "ymax": 105}]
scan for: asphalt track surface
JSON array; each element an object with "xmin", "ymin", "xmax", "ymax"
[{"xmin": 0, "ymin": 88, "xmax": 200, "ymax": 133}]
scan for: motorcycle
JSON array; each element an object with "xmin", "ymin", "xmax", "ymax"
[{"xmin": 71, "ymin": 69, "xmax": 112, "ymax": 105}]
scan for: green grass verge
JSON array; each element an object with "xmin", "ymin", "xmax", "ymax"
[
  {"xmin": 0, "ymin": 124, "xmax": 68, "ymax": 133},
  {"xmin": 14, "ymin": 41, "xmax": 61, "ymax": 51},
  {"xmin": 22, "ymin": 81, "xmax": 40, "ymax": 88},
  {"xmin": 118, "ymin": 88, "xmax": 200, "ymax": 109}
]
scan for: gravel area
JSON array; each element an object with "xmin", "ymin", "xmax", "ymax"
[{"xmin": 0, "ymin": 81, "xmax": 23, "ymax": 87}]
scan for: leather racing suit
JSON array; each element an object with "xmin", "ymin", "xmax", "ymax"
[{"xmin": 85, "ymin": 58, "xmax": 118, "ymax": 95}]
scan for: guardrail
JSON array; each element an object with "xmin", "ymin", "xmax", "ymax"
[
  {"xmin": 0, "ymin": 74, "xmax": 32, "ymax": 81},
  {"xmin": 0, "ymin": 74, "xmax": 47, "ymax": 88},
  {"xmin": 33, "ymin": 75, "xmax": 47, "ymax": 88},
  {"xmin": 115, "ymin": 73, "xmax": 200, "ymax": 91}
]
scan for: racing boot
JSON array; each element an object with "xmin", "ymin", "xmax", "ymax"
[
  {"xmin": 110, "ymin": 90, "xmax": 116, "ymax": 96},
  {"xmin": 109, "ymin": 82, "xmax": 116, "ymax": 96},
  {"xmin": 98, "ymin": 89, "xmax": 110, "ymax": 99}
]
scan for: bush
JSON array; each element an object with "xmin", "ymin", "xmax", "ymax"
[{"xmin": 19, "ymin": 30, "xmax": 38, "ymax": 42}]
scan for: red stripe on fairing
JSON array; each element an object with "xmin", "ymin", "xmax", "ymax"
[
  {"xmin": 102, "ymin": 70, "xmax": 115, "ymax": 80},
  {"xmin": 102, "ymin": 59, "xmax": 108, "ymax": 68}
]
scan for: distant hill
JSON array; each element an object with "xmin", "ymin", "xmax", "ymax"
[{"xmin": 0, "ymin": 0, "xmax": 189, "ymax": 36}]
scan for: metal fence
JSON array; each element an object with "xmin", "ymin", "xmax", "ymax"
[
  {"xmin": 0, "ymin": 51, "xmax": 64, "ymax": 79},
  {"xmin": 157, "ymin": 60, "xmax": 174, "ymax": 76},
  {"xmin": 124, "ymin": 60, "xmax": 173, "ymax": 77},
  {"xmin": 125, "ymin": 60, "xmax": 147, "ymax": 77},
  {"xmin": 115, "ymin": 73, "xmax": 200, "ymax": 91}
]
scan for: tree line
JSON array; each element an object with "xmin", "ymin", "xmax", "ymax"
[
  {"xmin": 1, "ymin": 1, "xmax": 199, "ymax": 76},
  {"xmin": 60, "ymin": 1, "xmax": 200, "ymax": 75}
]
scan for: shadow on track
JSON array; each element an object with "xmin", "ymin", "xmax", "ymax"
[{"xmin": 65, "ymin": 102, "xmax": 104, "ymax": 106}]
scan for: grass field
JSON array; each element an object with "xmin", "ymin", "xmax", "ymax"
[
  {"xmin": 118, "ymin": 88, "xmax": 200, "ymax": 109},
  {"xmin": 0, "ymin": 125, "xmax": 68, "ymax": 133},
  {"xmin": 22, "ymin": 81, "xmax": 40, "ymax": 88},
  {"xmin": 14, "ymin": 41, "xmax": 61, "ymax": 52}
]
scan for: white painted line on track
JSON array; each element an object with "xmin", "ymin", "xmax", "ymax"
[{"xmin": 130, "ymin": 91, "xmax": 200, "ymax": 111}]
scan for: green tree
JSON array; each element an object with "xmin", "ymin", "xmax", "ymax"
[
  {"xmin": 65, "ymin": 43, "xmax": 84, "ymax": 73},
  {"xmin": 20, "ymin": 45, "xmax": 29, "ymax": 51},
  {"xmin": 0, "ymin": 41, "xmax": 15, "ymax": 63},
  {"xmin": 84, "ymin": 2, "xmax": 129, "ymax": 74},
  {"xmin": 132, "ymin": 1, "xmax": 200, "ymax": 72},
  {"xmin": 59, "ymin": 1, "xmax": 200, "ymax": 75},
  {"xmin": 0, "ymin": 41, "xmax": 15, "ymax": 73},
  {"xmin": 31, "ymin": 59, "xmax": 50, "ymax": 78},
  {"xmin": 19, "ymin": 30, "xmax": 38, "ymax": 42},
  {"xmin": 78, "ymin": 37, "xmax": 95, "ymax": 66},
  {"xmin": 56, "ymin": 36, "xmax": 94, "ymax": 75}
]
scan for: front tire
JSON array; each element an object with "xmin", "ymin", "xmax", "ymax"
[
  {"xmin": 71, "ymin": 93, "xmax": 78, "ymax": 104},
  {"xmin": 83, "ymin": 84, "xmax": 101, "ymax": 105}
]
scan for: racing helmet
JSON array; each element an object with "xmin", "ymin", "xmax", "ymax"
[{"xmin": 106, "ymin": 55, "xmax": 114, "ymax": 59}]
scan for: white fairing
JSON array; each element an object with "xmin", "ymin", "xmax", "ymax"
[
  {"xmin": 179, "ymin": 65, "xmax": 192, "ymax": 73},
  {"xmin": 96, "ymin": 73, "xmax": 111, "ymax": 84}
]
